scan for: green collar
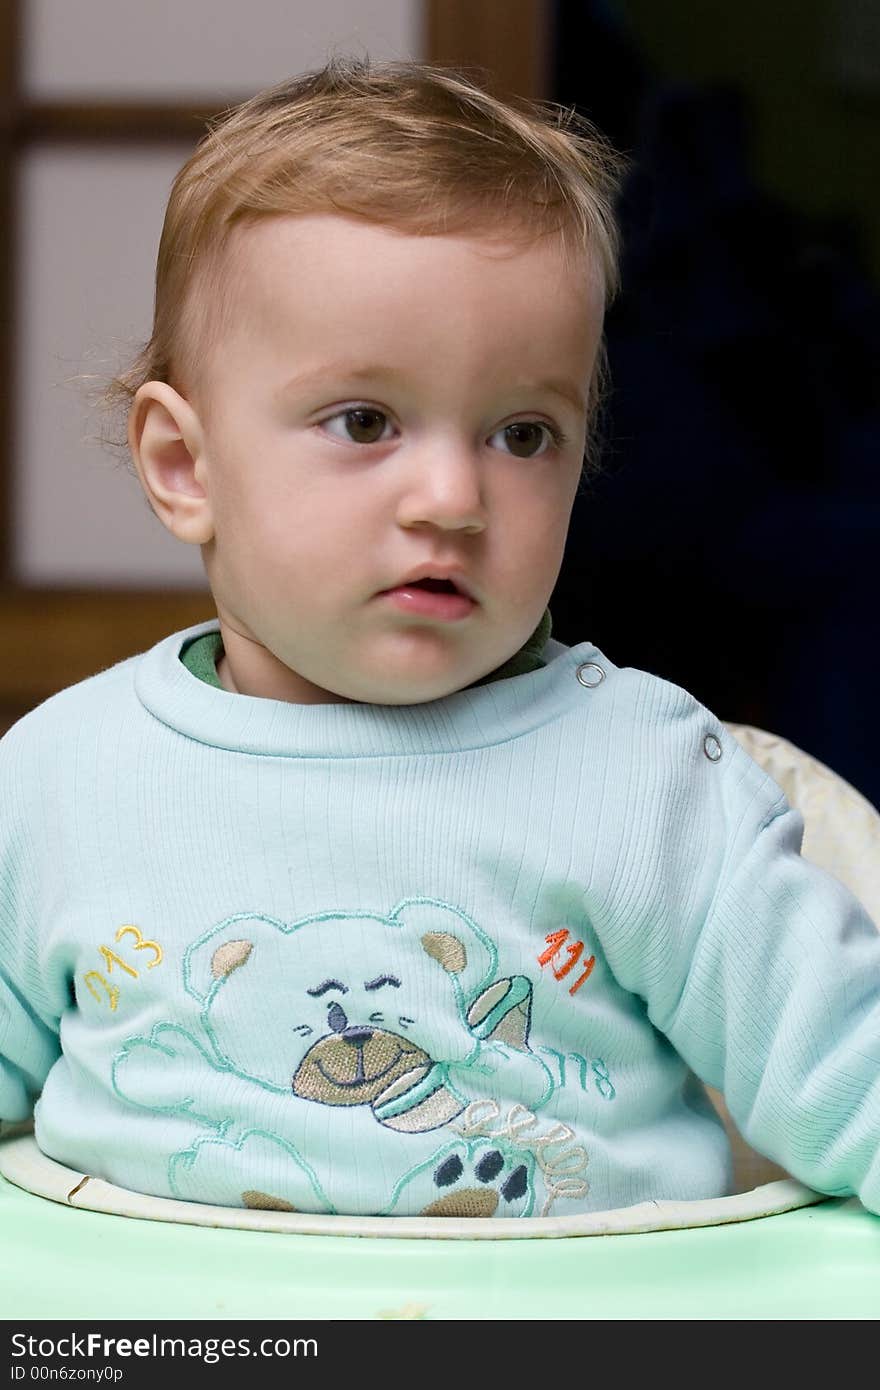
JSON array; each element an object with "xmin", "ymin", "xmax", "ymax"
[{"xmin": 180, "ymin": 608, "xmax": 553, "ymax": 692}]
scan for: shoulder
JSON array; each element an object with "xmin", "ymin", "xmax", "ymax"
[
  {"xmin": 0, "ymin": 646, "xmax": 151, "ymax": 800},
  {"xmin": 560, "ymin": 641, "xmax": 787, "ymax": 821},
  {"xmin": 3, "ymin": 651, "xmax": 139, "ymax": 741},
  {"xmin": 560, "ymin": 639, "xmax": 709, "ymax": 741}
]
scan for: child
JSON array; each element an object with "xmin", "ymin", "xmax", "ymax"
[{"xmin": 2, "ymin": 56, "xmax": 879, "ymax": 1221}]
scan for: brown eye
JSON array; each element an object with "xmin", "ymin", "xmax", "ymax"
[
  {"xmin": 494, "ymin": 421, "xmax": 556, "ymax": 459},
  {"xmin": 322, "ymin": 407, "xmax": 392, "ymax": 445}
]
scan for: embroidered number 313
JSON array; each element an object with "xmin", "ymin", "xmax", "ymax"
[{"xmin": 537, "ymin": 929, "xmax": 595, "ymax": 995}]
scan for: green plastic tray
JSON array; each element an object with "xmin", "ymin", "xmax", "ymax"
[{"xmin": 3, "ymin": 1158, "xmax": 879, "ymax": 1320}]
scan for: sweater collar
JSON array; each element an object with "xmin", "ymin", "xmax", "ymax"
[{"xmin": 135, "ymin": 614, "xmax": 601, "ymax": 759}]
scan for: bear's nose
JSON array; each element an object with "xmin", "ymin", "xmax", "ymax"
[
  {"xmin": 326, "ymin": 1002, "xmax": 374, "ymax": 1044},
  {"xmin": 341, "ymin": 1026, "xmax": 374, "ymax": 1046}
]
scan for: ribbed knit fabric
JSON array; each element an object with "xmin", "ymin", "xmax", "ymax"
[{"xmin": 2, "ymin": 619, "xmax": 880, "ymax": 1218}]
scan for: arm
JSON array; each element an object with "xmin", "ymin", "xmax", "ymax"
[
  {"xmin": 645, "ymin": 728, "xmax": 880, "ymax": 1208},
  {"xmin": 0, "ymin": 980, "xmax": 60, "ymax": 1132},
  {"xmin": 0, "ymin": 723, "xmax": 63, "ymax": 1133}
]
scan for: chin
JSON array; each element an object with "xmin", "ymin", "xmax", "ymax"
[{"xmin": 348, "ymin": 672, "xmax": 474, "ymax": 706}]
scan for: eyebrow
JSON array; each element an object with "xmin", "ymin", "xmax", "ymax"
[
  {"xmin": 364, "ymin": 974, "xmax": 401, "ymax": 991},
  {"xmin": 282, "ymin": 363, "xmax": 586, "ymax": 415}
]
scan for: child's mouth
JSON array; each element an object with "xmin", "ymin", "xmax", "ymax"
[{"xmin": 379, "ymin": 579, "xmax": 477, "ymax": 621}]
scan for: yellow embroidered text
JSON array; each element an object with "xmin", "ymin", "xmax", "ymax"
[{"xmin": 80, "ymin": 925, "xmax": 164, "ymax": 1011}]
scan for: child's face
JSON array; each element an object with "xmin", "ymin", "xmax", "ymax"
[{"xmin": 139, "ymin": 214, "xmax": 604, "ymax": 705}]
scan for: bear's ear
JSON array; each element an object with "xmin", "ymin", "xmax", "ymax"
[
  {"xmin": 211, "ymin": 939, "xmax": 253, "ymax": 979},
  {"xmin": 389, "ymin": 898, "xmax": 496, "ymax": 998},
  {"xmin": 421, "ymin": 932, "xmax": 466, "ymax": 974},
  {"xmin": 183, "ymin": 912, "xmax": 288, "ymax": 1005}
]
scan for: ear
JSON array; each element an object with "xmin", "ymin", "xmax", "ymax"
[
  {"xmin": 183, "ymin": 912, "xmax": 288, "ymax": 1006},
  {"xmin": 128, "ymin": 380, "xmax": 213, "ymax": 544},
  {"xmin": 421, "ymin": 932, "xmax": 467, "ymax": 974}
]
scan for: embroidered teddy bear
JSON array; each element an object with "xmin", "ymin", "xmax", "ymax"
[{"xmin": 113, "ymin": 896, "xmax": 567, "ymax": 1215}]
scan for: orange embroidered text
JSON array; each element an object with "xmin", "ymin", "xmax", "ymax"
[{"xmin": 537, "ymin": 929, "xmax": 595, "ymax": 995}]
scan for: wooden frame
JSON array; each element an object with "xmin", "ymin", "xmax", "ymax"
[{"xmin": 0, "ymin": 0, "xmax": 551, "ymax": 727}]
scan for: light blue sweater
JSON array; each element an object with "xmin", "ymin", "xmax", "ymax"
[{"xmin": 2, "ymin": 619, "xmax": 880, "ymax": 1218}]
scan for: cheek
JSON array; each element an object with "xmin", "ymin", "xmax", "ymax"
[
  {"xmin": 212, "ymin": 471, "xmax": 306, "ymax": 568},
  {"xmin": 500, "ymin": 490, "xmax": 572, "ymax": 564}
]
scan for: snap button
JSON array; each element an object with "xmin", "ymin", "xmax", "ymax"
[
  {"xmin": 576, "ymin": 662, "xmax": 605, "ymax": 688},
  {"xmin": 703, "ymin": 733, "xmax": 722, "ymax": 762}
]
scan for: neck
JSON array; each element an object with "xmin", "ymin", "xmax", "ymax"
[{"xmin": 215, "ymin": 623, "xmax": 355, "ymax": 704}]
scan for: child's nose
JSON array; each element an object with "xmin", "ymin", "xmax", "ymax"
[{"xmin": 396, "ymin": 439, "xmax": 486, "ymax": 534}]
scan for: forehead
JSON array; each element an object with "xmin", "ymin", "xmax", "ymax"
[{"xmin": 211, "ymin": 214, "xmax": 602, "ymax": 388}]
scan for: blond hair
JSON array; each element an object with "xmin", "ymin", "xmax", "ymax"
[{"xmin": 99, "ymin": 54, "xmax": 627, "ymax": 477}]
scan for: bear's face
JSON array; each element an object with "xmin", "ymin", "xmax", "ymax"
[
  {"xmin": 190, "ymin": 909, "xmax": 489, "ymax": 1099},
  {"xmin": 287, "ymin": 952, "xmax": 437, "ymax": 1107},
  {"xmin": 291, "ymin": 986, "xmax": 433, "ymax": 1108}
]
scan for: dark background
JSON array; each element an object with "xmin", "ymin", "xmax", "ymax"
[{"xmin": 548, "ymin": 0, "xmax": 880, "ymax": 805}]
